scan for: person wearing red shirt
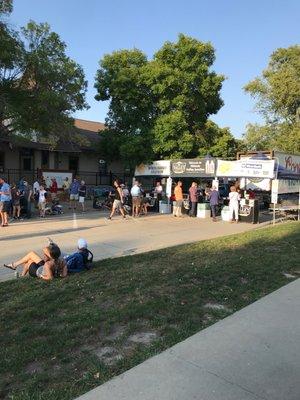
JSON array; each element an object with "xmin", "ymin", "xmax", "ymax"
[{"xmin": 50, "ymin": 178, "xmax": 58, "ymax": 200}]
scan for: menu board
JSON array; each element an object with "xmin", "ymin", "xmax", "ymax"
[{"xmin": 171, "ymin": 159, "xmax": 216, "ymax": 177}]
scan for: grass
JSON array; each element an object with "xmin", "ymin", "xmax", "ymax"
[{"xmin": 0, "ymin": 222, "xmax": 299, "ymax": 400}]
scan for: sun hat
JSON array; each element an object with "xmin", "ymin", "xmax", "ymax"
[{"xmin": 78, "ymin": 238, "xmax": 88, "ymax": 249}]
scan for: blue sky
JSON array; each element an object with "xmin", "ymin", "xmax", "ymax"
[{"xmin": 10, "ymin": 0, "xmax": 300, "ymax": 138}]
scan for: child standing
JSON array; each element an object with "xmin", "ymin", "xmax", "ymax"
[{"xmin": 38, "ymin": 185, "xmax": 47, "ymax": 218}]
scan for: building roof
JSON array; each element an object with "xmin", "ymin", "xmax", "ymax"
[
  {"xmin": 74, "ymin": 118, "xmax": 105, "ymax": 132},
  {"xmin": 0, "ymin": 118, "xmax": 106, "ymax": 153}
]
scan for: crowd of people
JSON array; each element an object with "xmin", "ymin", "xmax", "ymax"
[
  {"xmin": 0, "ymin": 174, "xmax": 247, "ymax": 227},
  {"xmin": 0, "ymin": 176, "xmax": 87, "ymax": 226}
]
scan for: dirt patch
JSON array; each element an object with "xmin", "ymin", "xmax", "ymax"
[
  {"xmin": 25, "ymin": 361, "xmax": 43, "ymax": 374},
  {"xmin": 106, "ymin": 324, "xmax": 127, "ymax": 341},
  {"xmin": 203, "ymin": 303, "xmax": 231, "ymax": 312},
  {"xmin": 127, "ymin": 331, "xmax": 158, "ymax": 344},
  {"xmin": 93, "ymin": 346, "xmax": 123, "ymax": 366}
]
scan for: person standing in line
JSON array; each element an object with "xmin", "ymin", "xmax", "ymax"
[
  {"xmin": 209, "ymin": 185, "xmax": 220, "ymax": 222},
  {"xmin": 69, "ymin": 178, "xmax": 80, "ymax": 210},
  {"xmin": 188, "ymin": 181, "xmax": 198, "ymax": 217},
  {"xmin": 154, "ymin": 181, "xmax": 163, "ymax": 212},
  {"xmin": 0, "ymin": 177, "xmax": 11, "ymax": 227},
  {"xmin": 131, "ymin": 180, "xmax": 142, "ymax": 217},
  {"xmin": 18, "ymin": 176, "xmax": 25, "ymax": 192},
  {"xmin": 38, "ymin": 185, "xmax": 47, "ymax": 218},
  {"xmin": 33, "ymin": 179, "xmax": 40, "ymax": 207},
  {"xmin": 23, "ymin": 180, "xmax": 33, "ymax": 219},
  {"xmin": 33, "ymin": 179, "xmax": 40, "ymax": 195},
  {"xmin": 229, "ymin": 186, "xmax": 240, "ymax": 223},
  {"xmin": 49, "ymin": 178, "xmax": 58, "ymax": 201},
  {"xmin": 173, "ymin": 181, "xmax": 183, "ymax": 217},
  {"xmin": 11, "ymin": 183, "xmax": 21, "ymax": 220},
  {"xmin": 107, "ymin": 180, "xmax": 126, "ymax": 220},
  {"xmin": 78, "ymin": 180, "xmax": 87, "ymax": 213},
  {"xmin": 62, "ymin": 177, "xmax": 70, "ymax": 201}
]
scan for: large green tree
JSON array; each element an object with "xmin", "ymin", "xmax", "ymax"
[
  {"xmin": 95, "ymin": 34, "xmax": 236, "ymax": 166},
  {"xmin": 243, "ymin": 45, "xmax": 300, "ymax": 153},
  {"xmin": 0, "ymin": 1, "xmax": 88, "ymax": 141}
]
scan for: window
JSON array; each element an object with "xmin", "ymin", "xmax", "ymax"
[
  {"xmin": 69, "ymin": 155, "xmax": 79, "ymax": 172},
  {"xmin": 23, "ymin": 157, "xmax": 32, "ymax": 171},
  {"xmin": 41, "ymin": 150, "xmax": 49, "ymax": 169},
  {"xmin": 20, "ymin": 149, "xmax": 33, "ymax": 171},
  {"xmin": 0, "ymin": 152, "xmax": 4, "ymax": 172}
]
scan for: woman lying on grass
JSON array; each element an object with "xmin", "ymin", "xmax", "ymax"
[{"xmin": 3, "ymin": 242, "xmax": 67, "ymax": 280}]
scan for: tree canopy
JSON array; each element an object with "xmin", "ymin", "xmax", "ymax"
[
  {"xmin": 95, "ymin": 34, "xmax": 238, "ymax": 167},
  {"xmin": 243, "ymin": 45, "xmax": 300, "ymax": 153},
  {"xmin": 0, "ymin": 2, "xmax": 88, "ymax": 142}
]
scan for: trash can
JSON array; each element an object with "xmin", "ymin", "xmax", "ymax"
[
  {"xmin": 197, "ymin": 203, "xmax": 211, "ymax": 218},
  {"xmin": 221, "ymin": 205, "xmax": 231, "ymax": 221}
]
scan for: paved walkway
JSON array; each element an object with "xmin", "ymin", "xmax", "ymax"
[
  {"xmin": 76, "ymin": 278, "xmax": 300, "ymax": 400},
  {"xmin": 0, "ymin": 211, "xmax": 269, "ymax": 282}
]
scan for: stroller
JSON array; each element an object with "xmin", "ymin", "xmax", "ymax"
[{"xmin": 45, "ymin": 198, "xmax": 63, "ymax": 215}]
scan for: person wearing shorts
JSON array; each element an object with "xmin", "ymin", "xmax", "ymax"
[
  {"xmin": 11, "ymin": 183, "xmax": 21, "ymax": 219},
  {"xmin": 38, "ymin": 185, "xmax": 47, "ymax": 218},
  {"xmin": 131, "ymin": 180, "xmax": 142, "ymax": 217},
  {"xmin": 78, "ymin": 180, "xmax": 87, "ymax": 212},
  {"xmin": 107, "ymin": 180, "xmax": 126, "ymax": 220},
  {"xmin": 69, "ymin": 178, "xmax": 80, "ymax": 210},
  {"xmin": 0, "ymin": 177, "xmax": 11, "ymax": 227},
  {"xmin": 3, "ymin": 241, "xmax": 67, "ymax": 280}
]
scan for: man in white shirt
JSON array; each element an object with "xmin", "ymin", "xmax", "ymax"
[{"xmin": 130, "ymin": 180, "xmax": 141, "ymax": 217}]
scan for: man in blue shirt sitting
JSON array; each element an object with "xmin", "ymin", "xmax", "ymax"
[{"xmin": 0, "ymin": 177, "xmax": 11, "ymax": 227}]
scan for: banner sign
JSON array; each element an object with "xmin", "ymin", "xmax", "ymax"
[
  {"xmin": 171, "ymin": 158, "xmax": 216, "ymax": 177},
  {"xmin": 135, "ymin": 160, "xmax": 171, "ymax": 177},
  {"xmin": 42, "ymin": 171, "xmax": 73, "ymax": 189},
  {"xmin": 216, "ymin": 159, "xmax": 275, "ymax": 178},
  {"xmin": 273, "ymin": 179, "xmax": 300, "ymax": 194},
  {"xmin": 240, "ymin": 177, "xmax": 271, "ymax": 191},
  {"xmin": 274, "ymin": 151, "xmax": 300, "ymax": 178}
]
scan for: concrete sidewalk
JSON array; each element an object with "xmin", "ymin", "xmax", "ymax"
[
  {"xmin": 0, "ymin": 212, "xmax": 269, "ymax": 282},
  {"xmin": 76, "ymin": 279, "xmax": 300, "ymax": 400}
]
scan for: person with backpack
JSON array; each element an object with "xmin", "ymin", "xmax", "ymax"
[{"xmin": 65, "ymin": 238, "xmax": 93, "ymax": 273}]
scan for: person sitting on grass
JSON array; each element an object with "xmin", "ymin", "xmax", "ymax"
[
  {"xmin": 3, "ymin": 242, "xmax": 67, "ymax": 280},
  {"xmin": 64, "ymin": 238, "xmax": 93, "ymax": 273}
]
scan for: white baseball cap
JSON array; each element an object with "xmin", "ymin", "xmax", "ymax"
[{"xmin": 78, "ymin": 238, "xmax": 88, "ymax": 249}]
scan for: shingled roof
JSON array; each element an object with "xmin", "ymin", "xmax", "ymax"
[{"xmin": 0, "ymin": 118, "xmax": 106, "ymax": 153}]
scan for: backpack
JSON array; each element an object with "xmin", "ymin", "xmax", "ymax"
[
  {"xmin": 65, "ymin": 249, "xmax": 94, "ymax": 273},
  {"xmin": 81, "ymin": 248, "xmax": 94, "ymax": 270}
]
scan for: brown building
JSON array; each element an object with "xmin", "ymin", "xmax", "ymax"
[{"xmin": 0, "ymin": 119, "xmax": 127, "ymax": 186}]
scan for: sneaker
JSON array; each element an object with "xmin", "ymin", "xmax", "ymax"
[{"xmin": 106, "ymin": 216, "xmax": 112, "ymax": 220}]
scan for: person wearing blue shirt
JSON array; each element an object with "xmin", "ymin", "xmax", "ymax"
[
  {"xmin": 0, "ymin": 177, "xmax": 11, "ymax": 227},
  {"xmin": 69, "ymin": 178, "xmax": 80, "ymax": 210},
  {"xmin": 209, "ymin": 186, "xmax": 220, "ymax": 222}
]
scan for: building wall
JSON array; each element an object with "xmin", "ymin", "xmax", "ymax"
[
  {"xmin": 79, "ymin": 152, "xmax": 99, "ymax": 172},
  {"xmin": 34, "ymin": 149, "xmax": 42, "ymax": 169},
  {"xmin": 1, "ymin": 143, "xmax": 20, "ymax": 169}
]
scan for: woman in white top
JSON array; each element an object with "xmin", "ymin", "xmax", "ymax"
[{"xmin": 229, "ymin": 186, "xmax": 240, "ymax": 223}]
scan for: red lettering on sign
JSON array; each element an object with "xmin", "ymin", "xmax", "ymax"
[{"xmin": 285, "ymin": 156, "xmax": 300, "ymax": 173}]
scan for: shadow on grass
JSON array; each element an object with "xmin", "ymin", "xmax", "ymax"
[{"xmin": 0, "ymin": 222, "xmax": 299, "ymax": 400}]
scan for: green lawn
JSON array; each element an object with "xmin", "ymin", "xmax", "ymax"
[{"xmin": 0, "ymin": 222, "xmax": 299, "ymax": 400}]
